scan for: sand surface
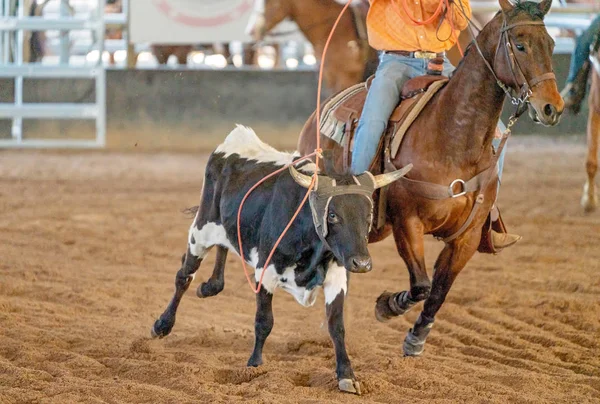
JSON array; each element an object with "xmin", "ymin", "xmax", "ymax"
[{"xmin": 1, "ymin": 136, "xmax": 599, "ymax": 403}]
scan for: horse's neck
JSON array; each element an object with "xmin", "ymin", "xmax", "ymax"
[
  {"xmin": 291, "ymin": 0, "xmax": 347, "ymax": 56},
  {"xmin": 430, "ymin": 33, "xmax": 506, "ymax": 168}
]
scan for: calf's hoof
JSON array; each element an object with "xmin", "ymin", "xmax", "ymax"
[
  {"xmin": 338, "ymin": 378, "xmax": 361, "ymax": 395},
  {"xmin": 151, "ymin": 318, "xmax": 172, "ymax": 339},
  {"xmin": 196, "ymin": 281, "xmax": 224, "ymax": 298},
  {"xmin": 246, "ymin": 356, "xmax": 263, "ymax": 367}
]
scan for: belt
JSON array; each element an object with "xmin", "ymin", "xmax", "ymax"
[{"xmin": 384, "ymin": 50, "xmax": 445, "ymax": 59}]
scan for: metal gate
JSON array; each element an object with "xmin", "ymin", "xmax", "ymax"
[{"xmin": 0, "ymin": 0, "xmax": 106, "ymax": 148}]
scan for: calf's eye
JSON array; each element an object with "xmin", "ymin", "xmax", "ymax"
[{"xmin": 328, "ymin": 212, "xmax": 338, "ymax": 223}]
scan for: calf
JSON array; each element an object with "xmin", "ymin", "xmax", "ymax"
[{"xmin": 151, "ymin": 125, "xmax": 411, "ymax": 394}]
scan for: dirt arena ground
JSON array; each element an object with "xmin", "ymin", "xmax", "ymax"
[{"xmin": 1, "ymin": 135, "xmax": 599, "ymax": 403}]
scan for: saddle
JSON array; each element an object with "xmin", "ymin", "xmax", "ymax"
[{"xmin": 320, "ymin": 74, "xmax": 448, "ymax": 175}]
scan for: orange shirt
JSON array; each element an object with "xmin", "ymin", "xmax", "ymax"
[{"xmin": 367, "ymin": 0, "xmax": 472, "ymax": 52}]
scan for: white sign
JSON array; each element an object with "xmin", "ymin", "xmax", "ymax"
[{"xmin": 130, "ymin": 0, "xmax": 304, "ymax": 44}]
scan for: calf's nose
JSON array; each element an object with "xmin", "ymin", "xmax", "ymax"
[{"xmin": 350, "ymin": 256, "xmax": 372, "ymax": 273}]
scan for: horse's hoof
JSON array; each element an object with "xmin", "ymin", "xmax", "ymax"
[
  {"xmin": 338, "ymin": 378, "xmax": 361, "ymax": 395},
  {"xmin": 403, "ymin": 330, "xmax": 425, "ymax": 357},
  {"xmin": 581, "ymin": 184, "xmax": 598, "ymax": 213},
  {"xmin": 246, "ymin": 356, "xmax": 263, "ymax": 367},
  {"xmin": 374, "ymin": 292, "xmax": 396, "ymax": 323},
  {"xmin": 151, "ymin": 318, "xmax": 171, "ymax": 339}
]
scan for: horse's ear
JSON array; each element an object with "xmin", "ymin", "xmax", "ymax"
[
  {"xmin": 498, "ymin": 0, "xmax": 514, "ymax": 13},
  {"xmin": 537, "ymin": 0, "xmax": 552, "ymax": 16}
]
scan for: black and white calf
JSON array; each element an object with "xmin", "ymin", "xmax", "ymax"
[{"xmin": 151, "ymin": 126, "xmax": 411, "ymax": 395}]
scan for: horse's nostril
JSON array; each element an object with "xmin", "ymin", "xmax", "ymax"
[{"xmin": 544, "ymin": 104, "xmax": 556, "ymax": 117}]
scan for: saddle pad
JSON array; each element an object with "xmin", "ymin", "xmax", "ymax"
[{"xmin": 319, "ymin": 82, "xmax": 365, "ymax": 144}]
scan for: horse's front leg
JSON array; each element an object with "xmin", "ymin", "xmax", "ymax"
[
  {"xmin": 324, "ymin": 263, "xmax": 360, "ymax": 395},
  {"xmin": 403, "ymin": 228, "xmax": 481, "ymax": 356},
  {"xmin": 582, "ymin": 107, "xmax": 599, "ymax": 212},
  {"xmin": 375, "ymin": 218, "xmax": 430, "ymax": 322}
]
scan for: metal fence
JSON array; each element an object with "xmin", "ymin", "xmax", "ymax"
[
  {"xmin": 0, "ymin": 0, "xmax": 597, "ymax": 149},
  {"xmin": 0, "ymin": 0, "xmax": 106, "ymax": 148}
]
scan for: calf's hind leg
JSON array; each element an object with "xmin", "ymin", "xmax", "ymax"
[
  {"xmin": 197, "ymin": 246, "xmax": 228, "ymax": 298},
  {"xmin": 152, "ymin": 246, "xmax": 203, "ymax": 338}
]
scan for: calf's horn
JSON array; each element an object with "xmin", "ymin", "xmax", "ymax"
[
  {"xmin": 289, "ymin": 165, "xmax": 314, "ymax": 189},
  {"xmin": 373, "ymin": 164, "xmax": 413, "ymax": 189}
]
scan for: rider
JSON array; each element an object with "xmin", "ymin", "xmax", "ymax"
[
  {"xmin": 351, "ymin": 0, "xmax": 521, "ymax": 250},
  {"xmin": 561, "ymin": 13, "xmax": 600, "ymax": 114}
]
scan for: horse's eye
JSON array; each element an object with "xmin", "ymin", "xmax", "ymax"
[
  {"xmin": 328, "ymin": 212, "xmax": 338, "ymax": 223},
  {"xmin": 515, "ymin": 43, "xmax": 526, "ymax": 52}
]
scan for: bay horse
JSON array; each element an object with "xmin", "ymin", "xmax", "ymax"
[
  {"xmin": 246, "ymin": 0, "xmax": 378, "ymax": 93},
  {"xmin": 582, "ymin": 53, "xmax": 600, "ymax": 212},
  {"xmin": 297, "ymin": 0, "xmax": 563, "ymax": 356}
]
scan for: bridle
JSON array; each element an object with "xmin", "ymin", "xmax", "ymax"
[{"xmin": 465, "ymin": 10, "xmax": 556, "ymax": 115}]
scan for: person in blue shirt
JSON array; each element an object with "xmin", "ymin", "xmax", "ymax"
[{"xmin": 562, "ymin": 13, "xmax": 600, "ymax": 114}]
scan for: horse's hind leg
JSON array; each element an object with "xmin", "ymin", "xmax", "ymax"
[
  {"xmin": 197, "ymin": 246, "xmax": 228, "ymax": 298},
  {"xmin": 403, "ymin": 229, "xmax": 480, "ymax": 356},
  {"xmin": 375, "ymin": 219, "xmax": 431, "ymax": 322},
  {"xmin": 582, "ymin": 108, "xmax": 599, "ymax": 212}
]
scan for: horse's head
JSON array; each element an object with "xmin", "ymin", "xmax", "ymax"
[
  {"xmin": 489, "ymin": 0, "xmax": 563, "ymax": 126},
  {"xmin": 245, "ymin": 0, "xmax": 293, "ymax": 42}
]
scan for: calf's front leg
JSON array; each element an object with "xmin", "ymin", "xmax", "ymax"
[
  {"xmin": 324, "ymin": 264, "xmax": 360, "ymax": 395},
  {"xmin": 247, "ymin": 285, "xmax": 274, "ymax": 367}
]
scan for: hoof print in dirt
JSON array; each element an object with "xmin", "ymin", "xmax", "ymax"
[{"xmin": 338, "ymin": 379, "xmax": 361, "ymax": 395}]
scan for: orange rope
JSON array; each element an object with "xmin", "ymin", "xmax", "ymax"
[
  {"xmin": 236, "ymin": 0, "xmax": 355, "ymax": 294},
  {"xmin": 393, "ymin": 0, "xmax": 464, "ymax": 56}
]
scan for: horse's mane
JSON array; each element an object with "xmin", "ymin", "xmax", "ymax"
[{"xmin": 509, "ymin": 1, "xmax": 546, "ymax": 21}]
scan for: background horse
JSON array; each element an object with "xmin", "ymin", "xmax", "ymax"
[
  {"xmin": 247, "ymin": 0, "xmax": 378, "ymax": 93},
  {"xmin": 582, "ymin": 53, "xmax": 600, "ymax": 212},
  {"xmin": 297, "ymin": 0, "xmax": 563, "ymax": 356}
]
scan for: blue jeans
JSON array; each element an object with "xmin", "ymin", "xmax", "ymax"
[
  {"xmin": 351, "ymin": 51, "xmax": 506, "ymax": 186},
  {"xmin": 566, "ymin": 14, "xmax": 600, "ymax": 84}
]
